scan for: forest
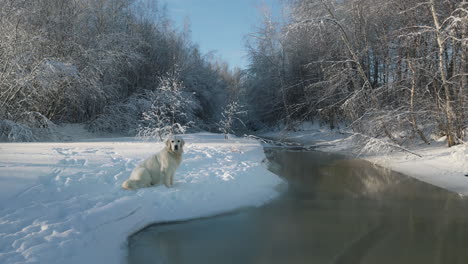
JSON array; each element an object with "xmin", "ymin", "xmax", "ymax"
[
  {"xmin": 1, "ymin": 0, "xmax": 467, "ymax": 148},
  {"xmin": 0, "ymin": 0, "xmax": 241, "ymax": 141},
  {"xmin": 244, "ymin": 0, "xmax": 467, "ymax": 147}
]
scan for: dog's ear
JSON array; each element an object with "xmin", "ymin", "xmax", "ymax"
[
  {"xmin": 165, "ymin": 138, "xmax": 170, "ymax": 149},
  {"xmin": 181, "ymin": 138, "xmax": 185, "ymax": 147}
]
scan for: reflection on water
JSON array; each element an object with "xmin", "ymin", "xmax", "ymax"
[{"xmin": 128, "ymin": 149, "xmax": 468, "ymax": 264}]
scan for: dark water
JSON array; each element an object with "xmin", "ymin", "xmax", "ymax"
[{"xmin": 127, "ymin": 149, "xmax": 468, "ymax": 264}]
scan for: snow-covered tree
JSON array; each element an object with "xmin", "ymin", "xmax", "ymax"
[
  {"xmin": 137, "ymin": 73, "xmax": 201, "ymax": 141},
  {"xmin": 0, "ymin": 0, "xmax": 240, "ymax": 141},
  {"xmin": 244, "ymin": 0, "xmax": 467, "ymax": 146},
  {"xmin": 218, "ymin": 101, "xmax": 246, "ymax": 139}
]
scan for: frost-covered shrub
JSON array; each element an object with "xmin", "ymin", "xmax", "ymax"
[
  {"xmin": 0, "ymin": 112, "xmax": 61, "ymax": 142},
  {"xmin": 137, "ymin": 75, "xmax": 201, "ymax": 140},
  {"xmin": 88, "ymin": 74, "xmax": 201, "ymax": 138},
  {"xmin": 346, "ymin": 105, "xmax": 436, "ymax": 146},
  {"xmin": 19, "ymin": 112, "xmax": 60, "ymax": 141},
  {"xmin": 35, "ymin": 60, "xmax": 106, "ymax": 123},
  {"xmin": 86, "ymin": 94, "xmax": 152, "ymax": 136},
  {"xmin": 19, "ymin": 111, "xmax": 55, "ymax": 129},
  {"xmin": 217, "ymin": 101, "xmax": 247, "ymax": 139},
  {"xmin": 0, "ymin": 120, "xmax": 36, "ymax": 142}
]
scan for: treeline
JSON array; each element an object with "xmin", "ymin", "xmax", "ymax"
[
  {"xmin": 0, "ymin": 0, "xmax": 239, "ymax": 141},
  {"xmin": 244, "ymin": 0, "xmax": 467, "ymax": 146}
]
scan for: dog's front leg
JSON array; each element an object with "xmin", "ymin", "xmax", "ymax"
[
  {"xmin": 164, "ymin": 172, "xmax": 172, "ymax": 188},
  {"xmin": 164, "ymin": 170, "xmax": 175, "ymax": 187}
]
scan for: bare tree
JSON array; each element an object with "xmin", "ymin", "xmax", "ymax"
[{"xmin": 244, "ymin": 0, "xmax": 467, "ymax": 147}]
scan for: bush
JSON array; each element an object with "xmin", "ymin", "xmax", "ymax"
[
  {"xmin": 0, "ymin": 112, "xmax": 61, "ymax": 142},
  {"xmin": 137, "ymin": 75, "xmax": 201, "ymax": 140},
  {"xmin": 87, "ymin": 74, "xmax": 201, "ymax": 139},
  {"xmin": 0, "ymin": 120, "xmax": 36, "ymax": 142},
  {"xmin": 86, "ymin": 94, "xmax": 151, "ymax": 136}
]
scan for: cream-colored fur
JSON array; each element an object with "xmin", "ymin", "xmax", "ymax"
[{"xmin": 122, "ymin": 136, "xmax": 184, "ymax": 190}]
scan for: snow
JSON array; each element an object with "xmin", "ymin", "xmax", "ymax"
[
  {"xmin": 0, "ymin": 133, "xmax": 283, "ymax": 264},
  {"xmin": 262, "ymin": 123, "xmax": 468, "ymax": 195},
  {"xmin": 365, "ymin": 142, "xmax": 468, "ymax": 195}
]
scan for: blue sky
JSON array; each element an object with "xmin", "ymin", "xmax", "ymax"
[{"xmin": 163, "ymin": 0, "xmax": 281, "ymax": 69}]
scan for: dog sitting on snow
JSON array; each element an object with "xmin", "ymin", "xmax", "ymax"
[{"xmin": 122, "ymin": 136, "xmax": 184, "ymax": 190}]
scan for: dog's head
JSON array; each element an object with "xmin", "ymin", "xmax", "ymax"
[{"xmin": 165, "ymin": 135, "xmax": 185, "ymax": 154}]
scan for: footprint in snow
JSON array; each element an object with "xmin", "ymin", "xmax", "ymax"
[
  {"xmin": 83, "ymin": 149, "xmax": 98, "ymax": 154},
  {"xmin": 58, "ymin": 159, "xmax": 87, "ymax": 166}
]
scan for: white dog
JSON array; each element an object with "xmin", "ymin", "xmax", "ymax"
[{"xmin": 122, "ymin": 136, "xmax": 184, "ymax": 190}]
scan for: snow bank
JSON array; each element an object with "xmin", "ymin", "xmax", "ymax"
[
  {"xmin": 0, "ymin": 133, "xmax": 283, "ymax": 264},
  {"xmin": 262, "ymin": 126, "xmax": 468, "ymax": 196},
  {"xmin": 365, "ymin": 142, "xmax": 468, "ymax": 195}
]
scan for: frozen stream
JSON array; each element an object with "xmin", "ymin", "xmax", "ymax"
[{"xmin": 127, "ymin": 148, "xmax": 468, "ymax": 264}]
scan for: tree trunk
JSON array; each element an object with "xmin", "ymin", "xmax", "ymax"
[
  {"xmin": 408, "ymin": 60, "xmax": 430, "ymax": 144},
  {"xmin": 429, "ymin": 0, "xmax": 457, "ymax": 147},
  {"xmin": 456, "ymin": 11, "xmax": 466, "ymax": 141}
]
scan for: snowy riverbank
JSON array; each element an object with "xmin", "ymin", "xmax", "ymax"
[
  {"xmin": 0, "ymin": 133, "xmax": 283, "ymax": 264},
  {"xmin": 261, "ymin": 122, "xmax": 468, "ymax": 196}
]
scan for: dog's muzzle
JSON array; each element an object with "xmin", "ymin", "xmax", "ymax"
[{"xmin": 174, "ymin": 145, "xmax": 179, "ymax": 151}]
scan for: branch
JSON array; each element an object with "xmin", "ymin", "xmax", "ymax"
[{"xmin": 342, "ymin": 131, "xmax": 424, "ymax": 157}]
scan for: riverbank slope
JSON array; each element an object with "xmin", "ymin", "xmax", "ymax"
[{"xmin": 261, "ymin": 123, "xmax": 468, "ymax": 195}]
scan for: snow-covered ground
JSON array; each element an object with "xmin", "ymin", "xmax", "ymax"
[
  {"xmin": 262, "ymin": 122, "xmax": 468, "ymax": 195},
  {"xmin": 0, "ymin": 133, "xmax": 283, "ymax": 264}
]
